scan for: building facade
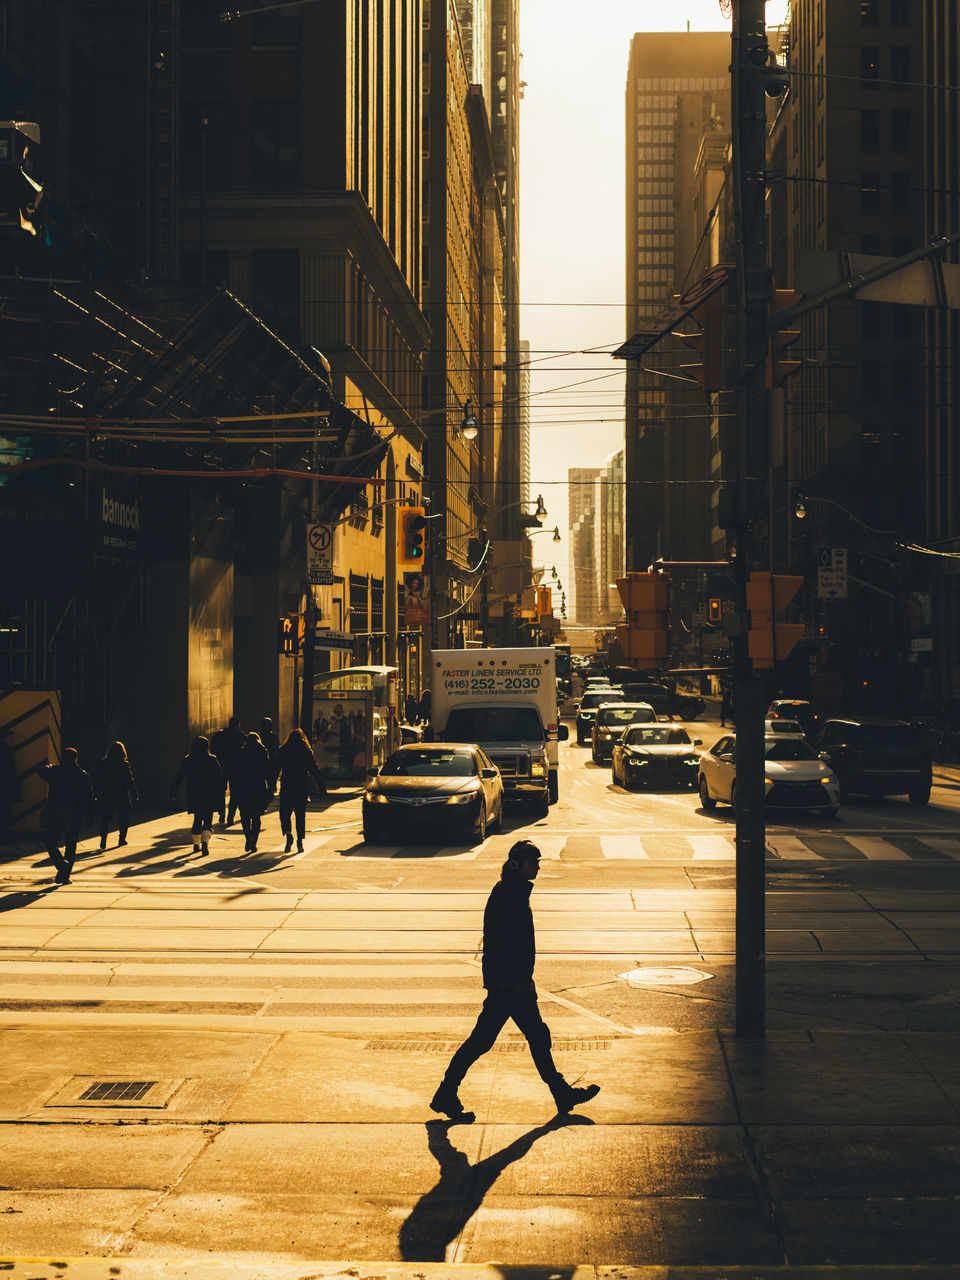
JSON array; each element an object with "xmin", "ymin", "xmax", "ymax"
[{"xmin": 624, "ymin": 31, "xmax": 729, "ymax": 573}]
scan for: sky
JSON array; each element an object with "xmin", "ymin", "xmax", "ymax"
[{"xmin": 518, "ymin": 0, "xmax": 790, "ymax": 593}]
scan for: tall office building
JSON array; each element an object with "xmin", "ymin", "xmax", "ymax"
[
  {"xmin": 624, "ymin": 32, "xmax": 729, "ymax": 572},
  {"xmin": 769, "ymin": 0, "xmax": 926, "ymax": 707},
  {"xmin": 569, "ymin": 466, "xmax": 601, "ymax": 625},
  {"xmin": 923, "ymin": 1, "xmax": 960, "ymax": 702}
]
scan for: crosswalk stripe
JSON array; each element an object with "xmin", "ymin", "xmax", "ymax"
[
  {"xmin": 597, "ymin": 835, "xmax": 650, "ymax": 859},
  {"xmin": 767, "ymin": 835, "xmax": 819, "ymax": 859},
  {"xmin": 844, "ymin": 835, "xmax": 911, "ymax": 860},
  {"xmin": 689, "ymin": 834, "xmax": 736, "ymax": 860},
  {"xmin": 915, "ymin": 837, "xmax": 960, "ymax": 859}
]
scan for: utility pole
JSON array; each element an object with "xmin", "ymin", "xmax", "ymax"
[{"xmin": 731, "ymin": 0, "xmax": 774, "ymax": 1038}]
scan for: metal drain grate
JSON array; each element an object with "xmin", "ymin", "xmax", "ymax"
[
  {"xmin": 45, "ymin": 1076, "xmax": 184, "ymax": 1109},
  {"xmin": 366, "ymin": 1039, "xmax": 616, "ymax": 1052},
  {"xmin": 79, "ymin": 1080, "xmax": 157, "ymax": 1102}
]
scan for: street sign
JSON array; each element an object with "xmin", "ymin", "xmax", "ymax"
[
  {"xmin": 307, "ymin": 522, "xmax": 335, "ymax": 585},
  {"xmin": 910, "ymin": 637, "xmax": 933, "ymax": 652},
  {"xmin": 816, "ymin": 546, "xmax": 848, "ymax": 599},
  {"xmin": 314, "ymin": 628, "xmax": 354, "ymax": 651}
]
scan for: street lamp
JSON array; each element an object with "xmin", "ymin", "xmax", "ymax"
[
  {"xmin": 459, "ymin": 398, "xmax": 478, "ymax": 442},
  {"xmin": 526, "ymin": 524, "xmax": 561, "ymax": 543}
]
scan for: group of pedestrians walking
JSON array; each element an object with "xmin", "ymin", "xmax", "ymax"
[{"xmin": 37, "ymin": 716, "xmax": 327, "ymax": 881}]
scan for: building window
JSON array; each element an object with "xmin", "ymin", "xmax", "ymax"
[
  {"xmin": 891, "ymin": 171, "xmax": 911, "ymax": 215},
  {"xmin": 861, "ymin": 426, "xmax": 882, "ymax": 465},
  {"xmin": 349, "ymin": 573, "xmax": 369, "ymax": 634},
  {"xmin": 860, "ymin": 47, "xmax": 879, "ymax": 89},
  {"xmin": 251, "ymin": 249, "xmax": 300, "ymax": 344},
  {"xmin": 861, "ymin": 302, "xmax": 884, "ymax": 340},
  {"xmin": 251, "ymin": 0, "xmax": 300, "ymax": 45},
  {"xmin": 859, "ymin": 0, "xmax": 879, "ymax": 23},
  {"xmin": 370, "ymin": 578, "xmax": 384, "ymax": 632},
  {"xmin": 892, "ymin": 424, "xmax": 910, "ymax": 462},
  {"xmin": 860, "ymin": 109, "xmax": 880, "ymax": 152},
  {"xmin": 251, "ymin": 100, "xmax": 300, "ymax": 190},
  {"xmin": 890, "ymin": 0, "xmax": 909, "ymax": 24},
  {"xmin": 181, "ymin": 101, "xmax": 230, "ymax": 193},
  {"xmin": 892, "ymin": 360, "xmax": 911, "ymax": 402},
  {"xmin": 890, "ymin": 46, "xmax": 910, "ymax": 87},
  {"xmin": 182, "ymin": 5, "xmax": 230, "ymax": 47},
  {"xmin": 861, "ymin": 360, "xmax": 883, "ymax": 402},
  {"xmin": 891, "ymin": 109, "xmax": 911, "ymax": 151},
  {"xmin": 860, "ymin": 173, "xmax": 881, "ymax": 215},
  {"xmin": 891, "ymin": 304, "xmax": 911, "ymax": 340}
]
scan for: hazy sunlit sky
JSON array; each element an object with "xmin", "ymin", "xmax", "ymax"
[{"xmin": 518, "ymin": 0, "xmax": 789, "ymax": 591}]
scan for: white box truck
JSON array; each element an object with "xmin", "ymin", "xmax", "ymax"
[{"xmin": 429, "ymin": 647, "xmax": 568, "ymax": 814}]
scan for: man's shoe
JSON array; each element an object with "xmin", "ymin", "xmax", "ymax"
[
  {"xmin": 552, "ymin": 1082, "xmax": 600, "ymax": 1113},
  {"xmin": 118, "ymin": 837, "xmax": 127, "ymax": 846},
  {"xmin": 296, "ymin": 839, "xmax": 304, "ymax": 853},
  {"xmin": 284, "ymin": 833, "xmax": 293, "ymax": 853},
  {"xmin": 99, "ymin": 839, "xmax": 107, "ymax": 851},
  {"xmin": 193, "ymin": 843, "xmax": 201, "ymax": 853},
  {"xmin": 429, "ymin": 1082, "xmax": 472, "ymax": 1119}
]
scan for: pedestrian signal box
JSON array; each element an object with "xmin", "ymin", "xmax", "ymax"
[
  {"xmin": 707, "ymin": 598, "xmax": 723, "ymax": 625},
  {"xmin": 746, "ymin": 572, "xmax": 804, "ymax": 667},
  {"xmin": 278, "ymin": 613, "xmax": 301, "ymax": 655},
  {"xmin": 615, "ymin": 571, "xmax": 670, "ymax": 668},
  {"xmin": 398, "ymin": 505, "xmax": 427, "ymax": 570}
]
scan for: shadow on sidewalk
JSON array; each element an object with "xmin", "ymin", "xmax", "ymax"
[{"xmin": 398, "ymin": 1112, "xmax": 593, "ymax": 1262}]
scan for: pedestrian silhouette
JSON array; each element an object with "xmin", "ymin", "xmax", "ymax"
[
  {"xmin": 170, "ymin": 736, "xmax": 225, "ymax": 855},
  {"xmin": 277, "ymin": 727, "xmax": 325, "ymax": 853},
  {"xmin": 399, "ymin": 1114, "xmax": 591, "ymax": 1261},
  {"xmin": 232, "ymin": 730, "xmax": 274, "ymax": 853},
  {"xmin": 211, "ymin": 717, "xmax": 244, "ymax": 824},
  {"xmin": 431, "ymin": 839, "xmax": 600, "ymax": 1118},
  {"xmin": 0, "ymin": 725, "xmax": 20, "ymax": 843},
  {"xmin": 93, "ymin": 741, "xmax": 138, "ymax": 850},
  {"xmin": 259, "ymin": 716, "xmax": 280, "ymax": 787},
  {"xmin": 38, "ymin": 747, "xmax": 94, "ymax": 885}
]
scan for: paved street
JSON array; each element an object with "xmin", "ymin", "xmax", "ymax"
[{"xmin": 2, "ymin": 714, "xmax": 960, "ymax": 1276}]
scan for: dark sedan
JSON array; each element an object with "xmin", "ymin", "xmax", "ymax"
[
  {"xmin": 575, "ymin": 689, "xmax": 624, "ymax": 744},
  {"xmin": 611, "ymin": 724, "xmax": 702, "ymax": 790},
  {"xmin": 590, "ymin": 702, "xmax": 657, "ymax": 762},
  {"xmin": 363, "ymin": 744, "xmax": 503, "ymax": 844}
]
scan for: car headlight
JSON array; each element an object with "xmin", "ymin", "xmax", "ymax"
[
  {"xmin": 628, "ymin": 757, "xmax": 648, "ymax": 767},
  {"xmin": 365, "ymin": 791, "xmax": 389, "ymax": 803},
  {"xmin": 445, "ymin": 793, "xmax": 475, "ymax": 805},
  {"xmin": 530, "ymin": 761, "xmax": 547, "ymax": 777},
  {"xmin": 684, "ymin": 758, "xmax": 698, "ymax": 766}
]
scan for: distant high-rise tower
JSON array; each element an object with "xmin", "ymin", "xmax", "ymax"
[{"xmin": 624, "ymin": 32, "xmax": 728, "ymax": 571}]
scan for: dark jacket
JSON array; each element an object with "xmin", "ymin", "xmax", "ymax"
[
  {"xmin": 481, "ymin": 871, "xmax": 536, "ymax": 991},
  {"xmin": 277, "ymin": 739, "xmax": 325, "ymax": 800},
  {"xmin": 211, "ymin": 724, "xmax": 245, "ymax": 779},
  {"xmin": 231, "ymin": 739, "xmax": 274, "ymax": 813},
  {"xmin": 170, "ymin": 752, "xmax": 225, "ymax": 813},
  {"xmin": 39, "ymin": 762, "xmax": 94, "ymax": 832},
  {"xmin": 94, "ymin": 758, "xmax": 138, "ymax": 810}
]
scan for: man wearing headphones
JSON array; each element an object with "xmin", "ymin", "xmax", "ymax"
[{"xmin": 430, "ymin": 839, "xmax": 600, "ymax": 1119}]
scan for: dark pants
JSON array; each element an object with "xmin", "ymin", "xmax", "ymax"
[
  {"xmin": 443, "ymin": 988, "xmax": 564, "ymax": 1094},
  {"xmin": 46, "ymin": 828, "xmax": 78, "ymax": 881},
  {"xmin": 98, "ymin": 805, "xmax": 129, "ymax": 845},
  {"xmin": 190, "ymin": 810, "xmax": 214, "ymax": 838},
  {"xmin": 278, "ymin": 795, "xmax": 306, "ymax": 841},
  {"xmin": 240, "ymin": 808, "xmax": 262, "ymax": 848}
]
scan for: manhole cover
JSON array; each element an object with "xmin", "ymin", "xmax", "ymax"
[{"xmin": 618, "ymin": 966, "xmax": 712, "ymax": 987}]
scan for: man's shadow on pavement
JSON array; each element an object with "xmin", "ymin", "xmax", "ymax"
[{"xmin": 398, "ymin": 1112, "xmax": 593, "ymax": 1262}]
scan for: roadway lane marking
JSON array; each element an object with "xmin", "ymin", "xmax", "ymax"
[
  {"xmin": 844, "ymin": 836, "xmax": 912, "ymax": 860},
  {"xmin": 767, "ymin": 835, "xmax": 818, "ymax": 859}
]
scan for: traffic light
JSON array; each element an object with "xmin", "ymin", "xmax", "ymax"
[
  {"xmin": 615, "ymin": 571, "xmax": 670, "ymax": 668},
  {"xmin": 0, "ymin": 121, "xmax": 43, "ymax": 238},
  {"xmin": 766, "ymin": 288, "xmax": 803, "ymax": 387},
  {"xmin": 398, "ymin": 505, "xmax": 427, "ymax": 569},
  {"xmin": 672, "ymin": 292, "xmax": 724, "ymax": 400},
  {"xmin": 278, "ymin": 613, "xmax": 300, "ymax": 655},
  {"xmin": 746, "ymin": 572, "xmax": 804, "ymax": 668},
  {"xmin": 707, "ymin": 598, "xmax": 723, "ymax": 625}
]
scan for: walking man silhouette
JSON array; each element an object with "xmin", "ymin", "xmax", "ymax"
[{"xmin": 430, "ymin": 839, "xmax": 600, "ymax": 1119}]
